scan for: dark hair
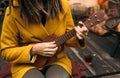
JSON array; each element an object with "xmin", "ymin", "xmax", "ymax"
[{"xmin": 9, "ymin": 0, "xmax": 64, "ymax": 24}]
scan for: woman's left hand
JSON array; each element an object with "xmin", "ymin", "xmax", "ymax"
[{"xmin": 74, "ymin": 21, "xmax": 89, "ymax": 39}]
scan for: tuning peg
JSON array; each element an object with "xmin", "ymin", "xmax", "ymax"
[
  {"xmin": 90, "ymin": 23, "xmax": 94, "ymax": 26},
  {"xmin": 94, "ymin": 15, "xmax": 97, "ymax": 18},
  {"xmin": 97, "ymin": 19, "xmax": 100, "ymax": 22},
  {"xmin": 87, "ymin": 18, "xmax": 91, "ymax": 21}
]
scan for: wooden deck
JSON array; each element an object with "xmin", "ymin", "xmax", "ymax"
[{"xmin": 66, "ymin": 32, "xmax": 120, "ymax": 78}]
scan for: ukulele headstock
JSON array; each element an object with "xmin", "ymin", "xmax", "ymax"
[{"xmin": 84, "ymin": 10, "xmax": 105, "ymax": 28}]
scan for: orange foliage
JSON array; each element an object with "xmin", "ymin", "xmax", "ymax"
[{"xmin": 98, "ymin": 0, "xmax": 108, "ymax": 9}]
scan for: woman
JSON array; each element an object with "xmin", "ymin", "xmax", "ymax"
[{"xmin": 0, "ymin": 0, "xmax": 88, "ymax": 78}]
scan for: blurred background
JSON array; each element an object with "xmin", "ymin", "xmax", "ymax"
[{"xmin": 0, "ymin": 0, "xmax": 120, "ymax": 78}]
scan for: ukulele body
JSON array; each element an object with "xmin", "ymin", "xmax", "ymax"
[{"xmin": 33, "ymin": 34, "xmax": 63, "ymax": 68}]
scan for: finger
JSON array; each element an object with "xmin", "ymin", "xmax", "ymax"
[
  {"xmin": 82, "ymin": 26, "xmax": 89, "ymax": 33},
  {"xmin": 48, "ymin": 41, "xmax": 56, "ymax": 43},
  {"xmin": 44, "ymin": 47, "xmax": 58, "ymax": 52},
  {"xmin": 40, "ymin": 50, "xmax": 56, "ymax": 57},
  {"xmin": 78, "ymin": 21, "xmax": 89, "ymax": 33},
  {"xmin": 75, "ymin": 26, "xmax": 84, "ymax": 33},
  {"xmin": 44, "ymin": 49, "xmax": 57, "ymax": 57},
  {"xmin": 75, "ymin": 26, "xmax": 88, "ymax": 36},
  {"xmin": 40, "ymin": 53, "xmax": 54, "ymax": 57},
  {"xmin": 48, "ymin": 44, "xmax": 57, "ymax": 48},
  {"xmin": 78, "ymin": 21, "xmax": 85, "ymax": 28},
  {"xmin": 44, "ymin": 54, "xmax": 54, "ymax": 57},
  {"xmin": 46, "ymin": 42, "xmax": 57, "ymax": 48},
  {"xmin": 76, "ymin": 33, "xmax": 83, "ymax": 39},
  {"xmin": 75, "ymin": 26, "xmax": 86, "ymax": 36},
  {"xmin": 77, "ymin": 25, "xmax": 88, "ymax": 33},
  {"xmin": 76, "ymin": 32, "xmax": 85, "ymax": 39}
]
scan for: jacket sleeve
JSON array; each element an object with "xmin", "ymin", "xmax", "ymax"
[
  {"xmin": 0, "ymin": 7, "xmax": 36, "ymax": 64},
  {"xmin": 64, "ymin": 0, "xmax": 86, "ymax": 48}
]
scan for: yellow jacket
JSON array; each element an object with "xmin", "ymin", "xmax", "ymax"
[{"xmin": 1, "ymin": 0, "xmax": 85, "ymax": 78}]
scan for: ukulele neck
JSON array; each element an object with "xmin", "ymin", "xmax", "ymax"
[
  {"xmin": 55, "ymin": 10, "xmax": 105, "ymax": 46},
  {"xmin": 55, "ymin": 29, "xmax": 76, "ymax": 46}
]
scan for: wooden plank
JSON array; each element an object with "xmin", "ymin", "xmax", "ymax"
[
  {"xmin": 66, "ymin": 47, "xmax": 120, "ymax": 78},
  {"xmin": 86, "ymin": 34, "xmax": 120, "ymax": 69},
  {"xmin": 87, "ymin": 32, "xmax": 116, "ymax": 54},
  {"xmin": 65, "ymin": 32, "xmax": 120, "ymax": 78},
  {"xmin": 70, "ymin": 48, "xmax": 96, "ymax": 75},
  {"xmin": 66, "ymin": 47, "xmax": 94, "ymax": 77}
]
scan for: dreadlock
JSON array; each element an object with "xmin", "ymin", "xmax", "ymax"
[{"xmin": 9, "ymin": 0, "xmax": 64, "ymax": 24}]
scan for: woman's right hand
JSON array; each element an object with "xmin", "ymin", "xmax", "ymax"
[{"xmin": 30, "ymin": 41, "xmax": 58, "ymax": 57}]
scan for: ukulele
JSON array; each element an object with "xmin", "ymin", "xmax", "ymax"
[{"xmin": 33, "ymin": 10, "xmax": 105, "ymax": 68}]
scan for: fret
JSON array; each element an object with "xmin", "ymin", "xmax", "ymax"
[{"xmin": 55, "ymin": 29, "xmax": 76, "ymax": 46}]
